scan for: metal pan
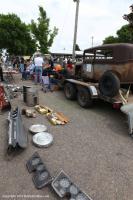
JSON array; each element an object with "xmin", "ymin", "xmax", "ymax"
[
  {"xmin": 33, "ymin": 132, "xmax": 53, "ymax": 148},
  {"xmin": 29, "ymin": 124, "xmax": 47, "ymax": 134}
]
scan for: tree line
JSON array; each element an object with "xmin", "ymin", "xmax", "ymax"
[
  {"xmin": 0, "ymin": 6, "xmax": 58, "ymax": 55},
  {"xmin": 0, "ymin": 4, "xmax": 132, "ymax": 55},
  {"xmin": 103, "ymin": 4, "xmax": 133, "ymax": 44}
]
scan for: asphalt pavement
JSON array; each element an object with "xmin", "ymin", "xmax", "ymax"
[{"xmin": 0, "ymin": 76, "xmax": 133, "ymax": 200}]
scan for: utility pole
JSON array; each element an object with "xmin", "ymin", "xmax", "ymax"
[
  {"xmin": 72, "ymin": 0, "xmax": 80, "ymax": 61},
  {"xmin": 91, "ymin": 36, "xmax": 94, "ymax": 47}
]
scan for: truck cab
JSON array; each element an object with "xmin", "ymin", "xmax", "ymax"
[{"xmin": 75, "ymin": 43, "xmax": 133, "ymax": 97}]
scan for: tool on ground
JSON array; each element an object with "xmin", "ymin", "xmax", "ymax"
[
  {"xmin": 47, "ymin": 112, "xmax": 69, "ymax": 125},
  {"xmin": 5, "ymin": 84, "xmax": 22, "ymax": 99},
  {"xmin": 52, "ymin": 170, "xmax": 93, "ymax": 200},
  {"xmin": 27, "ymin": 153, "xmax": 92, "ymax": 199},
  {"xmin": 26, "ymin": 152, "xmax": 53, "ymax": 189},
  {"xmin": 22, "ymin": 108, "xmax": 36, "ymax": 118},
  {"xmin": 35, "ymin": 104, "xmax": 69, "ymax": 125},
  {"xmin": 7, "ymin": 107, "xmax": 28, "ymax": 151},
  {"xmin": 35, "ymin": 105, "xmax": 53, "ymax": 114}
]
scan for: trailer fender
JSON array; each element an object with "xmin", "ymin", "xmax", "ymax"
[
  {"xmin": 77, "ymin": 85, "xmax": 98, "ymax": 98},
  {"xmin": 88, "ymin": 85, "xmax": 98, "ymax": 98}
]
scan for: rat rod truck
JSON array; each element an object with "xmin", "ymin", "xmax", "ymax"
[{"xmin": 62, "ymin": 43, "xmax": 133, "ymax": 136}]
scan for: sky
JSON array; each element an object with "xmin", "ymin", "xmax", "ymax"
[{"xmin": 0, "ymin": 0, "xmax": 132, "ymax": 53}]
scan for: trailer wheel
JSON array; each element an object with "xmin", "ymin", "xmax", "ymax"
[
  {"xmin": 130, "ymin": 84, "xmax": 133, "ymax": 94},
  {"xmin": 77, "ymin": 87, "xmax": 93, "ymax": 108},
  {"xmin": 99, "ymin": 72, "xmax": 120, "ymax": 97},
  {"xmin": 64, "ymin": 82, "xmax": 77, "ymax": 100}
]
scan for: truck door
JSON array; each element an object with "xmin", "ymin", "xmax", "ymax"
[
  {"xmin": 82, "ymin": 63, "xmax": 94, "ymax": 79},
  {"xmin": 82, "ymin": 52, "xmax": 94, "ymax": 80}
]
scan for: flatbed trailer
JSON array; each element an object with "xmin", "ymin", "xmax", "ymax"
[{"xmin": 63, "ymin": 79, "xmax": 133, "ymax": 136}]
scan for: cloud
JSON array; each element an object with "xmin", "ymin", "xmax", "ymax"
[{"xmin": 0, "ymin": 0, "xmax": 132, "ymax": 52}]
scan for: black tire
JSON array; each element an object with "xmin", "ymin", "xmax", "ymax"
[
  {"xmin": 130, "ymin": 84, "xmax": 133, "ymax": 94},
  {"xmin": 77, "ymin": 87, "xmax": 93, "ymax": 108},
  {"xmin": 99, "ymin": 72, "xmax": 120, "ymax": 97},
  {"xmin": 64, "ymin": 83, "xmax": 77, "ymax": 100}
]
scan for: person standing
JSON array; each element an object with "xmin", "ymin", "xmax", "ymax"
[
  {"xmin": 22, "ymin": 60, "xmax": 27, "ymax": 80},
  {"xmin": 34, "ymin": 54, "xmax": 44, "ymax": 84},
  {"xmin": 29, "ymin": 61, "xmax": 35, "ymax": 80},
  {"xmin": 49, "ymin": 56, "xmax": 54, "ymax": 69},
  {"xmin": 19, "ymin": 57, "xmax": 25, "ymax": 73}
]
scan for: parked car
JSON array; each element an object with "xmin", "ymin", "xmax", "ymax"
[{"xmin": 74, "ymin": 43, "xmax": 133, "ymax": 97}]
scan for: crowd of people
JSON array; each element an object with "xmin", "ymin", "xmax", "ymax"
[{"xmin": 0, "ymin": 53, "xmax": 75, "ymax": 92}]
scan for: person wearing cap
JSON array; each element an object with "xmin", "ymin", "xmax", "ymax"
[
  {"xmin": 34, "ymin": 54, "xmax": 44, "ymax": 84},
  {"xmin": 42, "ymin": 64, "xmax": 53, "ymax": 92}
]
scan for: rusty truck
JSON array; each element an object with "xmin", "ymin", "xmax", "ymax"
[{"xmin": 62, "ymin": 43, "xmax": 133, "ymax": 136}]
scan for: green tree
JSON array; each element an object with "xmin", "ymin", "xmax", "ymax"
[
  {"xmin": 123, "ymin": 5, "xmax": 133, "ymax": 26},
  {"xmin": 30, "ymin": 6, "xmax": 58, "ymax": 54},
  {"xmin": 0, "ymin": 13, "xmax": 36, "ymax": 55},
  {"xmin": 103, "ymin": 25, "xmax": 133, "ymax": 44},
  {"xmin": 75, "ymin": 44, "xmax": 81, "ymax": 51},
  {"xmin": 103, "ymin": 5, "xmax": 133, "ymax": 44},
  {"xmin": 117, "ymin": 25, "xmax": 133, "ymax": 43},
  {"xmin": 103, "ymin": 36, "xmax": 118, "ymax": 44}
]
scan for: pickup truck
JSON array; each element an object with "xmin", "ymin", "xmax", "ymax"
[{"xmin": 74, "ymin": 43, "xmax": 133, "ymax": 97}]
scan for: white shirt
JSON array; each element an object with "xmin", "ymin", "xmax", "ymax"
[{"xmin": 34, "ymin": 57, "xmax": 44, "ymax": 67}]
